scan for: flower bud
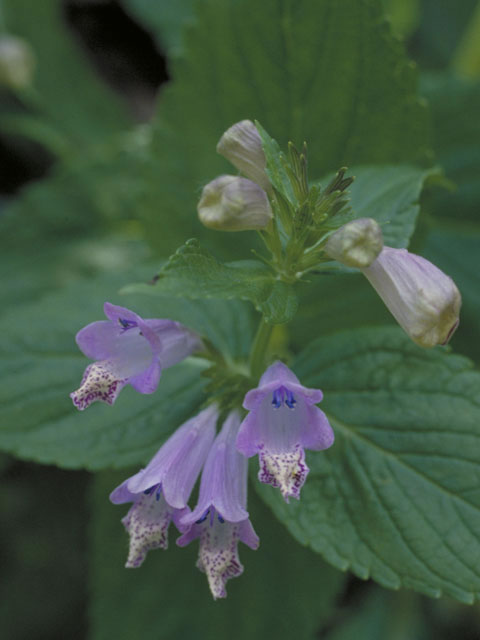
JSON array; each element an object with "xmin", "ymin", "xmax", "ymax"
[
  {"xmin": 198, "ymin": 175, "xmax": 272, "ymax": 231},
  {"xmin": 0, "ymin": 35, "xmax": 35, "ymax": 90},
  {"xmin": 216, "ymin": 120, "xmax": 270, "ymax": 191},
  {"xmin": 362, "ymin": 247, "xmax": 461, "ymax": 348},
  {"xmin": 324, "ymin": 218, "xmax": 383, "ymax": 268}
]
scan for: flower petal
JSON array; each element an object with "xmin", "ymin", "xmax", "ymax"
[
  {"xmin": 129, "ymin": 357, "xmax": 162, "ymax": 394},
  {"xmin": 259, "ymin": 445, "xmax": 308, "ymax": 501},
  {"xmin": 70, "ymin": 361, "xmax": 128, "ymax": 410},
  {"xmin": 122, "ymin": 493, "xmax": 187, "ymax": 567},
  {"xmin": 75, "ymin": 321, "xmax": 121, "ymax": 359},
  {"xmin": 126, "ymin": 404, "xmax": 219, "ymax": 509},
  {"xmin": 183, "ymin": 410, "xmax": 248, "ymax": 525},
  {"xmin": 177, "ymin": 517, "xmax": 259, "ymax": 600}
]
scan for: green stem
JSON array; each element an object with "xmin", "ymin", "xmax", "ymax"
[{"xmin": 249, "ymin": 317, "xmax": 274, "ymax": 380}]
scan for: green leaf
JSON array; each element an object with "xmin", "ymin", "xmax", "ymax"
[
  {"xmin": 141, "ymin": 0, "xmax": 431, "ymax": 254},
  {"xmin": 1, "ymin": 0, "xmax": 130, "ymax": 148},
  {"xmin": 347, "ymin": 165, "xmax": 441, "ymax": 248},
  {"xmin": 421, "ymin": 73, "xmax": 480, "ymax": 222},
  {"xmin": 124, "ymin": 239, "xmax": 298, "ymax": 324},
  {"xmin": 423, "ymin": 225, "xmax": 480, "ymax": 362},
  {"xmin": 0, "ymin": 271, "xmax": 254, "ymax": 469},
  {"xmin": 257, "ymin": 326, "xmax": 480, "ymax": 603},
  {"xmin": 120, "ymin": 0, "xmax": 198, "ymax": 57},
  {"xmin": 89, "ymin": 472, "xmax": 345, "ymax": 640},
  {"xmin": 256, "ymin": 121, "xmax": 295, "ymax": 204}
]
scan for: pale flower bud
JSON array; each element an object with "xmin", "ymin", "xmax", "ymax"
[
  {"xmin": 198, "ymin": 175, "xmax": 272, "ymax": 231},
  {"xmin": 362, "ymin": 247, "xmax": 461, "ymax": 348},
  {"xmin": 0, "ymin": 35, "xmax": 35, "ymax": 90},
  {"xmin": 324, "ymin": 218, "xmax": 383, "ymax": 268},
  {"xmin": 216, "ymin": 120, "xmax": 270, "ymax": 192}
]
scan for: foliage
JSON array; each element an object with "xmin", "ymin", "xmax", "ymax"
[{"xmin": 1, "ymin": 0, "xmax": 480, "ymax": 636}]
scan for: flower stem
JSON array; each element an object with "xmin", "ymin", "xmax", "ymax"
[{"xmin": 249, "ymin": 317, "xmax": 274, "ymax": 380}]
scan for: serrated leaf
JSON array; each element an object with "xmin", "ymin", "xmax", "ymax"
[
  {"xmin": 0, "ymin": 272, "xmax": 254, "ymax": 469},
  {"xmin": 89, "ymin": 472, "xmax": 345, "ymax": 640},
  {"xmin": 124, "ymin": 239, "xmax": 298, "ymax": 324},
  {"xmin": 257, "ymin": 327, "xmax": 480, "ymax": 603},
  {"xmin": 141, "ymin": 0, "xmax": 431, "ymax": 255},
  {"xmin": 318, "ymin": 165, "xmax": 440, "ymax": 252}
]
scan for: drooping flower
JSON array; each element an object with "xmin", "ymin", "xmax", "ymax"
[
  {"xmin": 197, "ymin": 174, "xmax": 272, "ymax": 231},
  {"xmin": 361, "ymin": 247, "xmax": 461, "ymax": 347},
  {"xmin": 109, "ymin": 404, "xmax": 219, "ymax": 568},
  {"xmin": 70, "ymin": 302, "xmax": 202, "ymax": 410},
  {"xmin": 324, "ymin": 217, "xmax": 383, "ymax": 268},
  {"xmin": 237, "ymin": 361, "xmax": 334, "ymax": 502},
  {"xmin": 177, "ymin": 410, "xmax": 259, "ymax": 599},
  {"xmin": 216, "ymin": 120, "xmax": 270, "ymax": 192}
]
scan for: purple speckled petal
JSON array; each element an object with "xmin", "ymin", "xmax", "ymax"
[
  {"xmin": 177, "ymin": 516, "xmax": 259, "ymax": 600},
  {"xmin": 122, "ymin": 493, "xmax": 189, "ymax": 567},
  {"xmin": 70, "ymin": 361, "xmax": 128, "ymax": 410},
  {"xmin": 259, "ymin": 445, "xmax": 308, "ymax": 501},
  {"xmin": 182, "ymin": 410, "xmax": 248, "ymax": 526},
  {"xmin": 129, "ymin": 357, "xmax": 162, "ymax": 394},
  {"xmin": 238, "ymin": 361, "xmax": 334, "ymax": 501}
]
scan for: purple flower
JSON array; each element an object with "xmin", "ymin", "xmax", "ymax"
[
  {"xmin": 237, "ymin": 361, "xmax": 334, "ymax": 502},
  {"xmin": 177, "ymin": 410, "xmax": 259, "ymax": 600},
  {"xmin": 361, "ymin": 247, "xmax": 461, "ymax": 347},
  {"xmin": 109, "ymin": 404, "xmax": 219, "ymax": 568},
  {"xmin": 70, "ymin": 302, "xmax": 202, "ymax": 410}
]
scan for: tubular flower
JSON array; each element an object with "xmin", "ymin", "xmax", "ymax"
[
  {"xmin": 216, "ymin": 119, "xmax": 270, "ymax": 192},
  {"xmin": 361, "ymin": 247, "xmax": 461, "ymax": 347},
  {"xmin": 109, "ymin": 404, "xmax": 219, "ymax": 568},
  {"xmin": 237, "ymin": 361, "xmax": 334, "ymax": 502},
  {"xmin": 178, "ymin": 410, "xmax": 259, "ymax": 600},
  {"xmin": 198, "ymin": 174, "xmax": 272, "ymax": 231},
  {"xmin": 70, "ymin": 302, "xmax": 202, "ymax": 410}
]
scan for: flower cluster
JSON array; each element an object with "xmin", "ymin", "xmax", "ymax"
[
  {"xmin": 71, "ymin": 120, "xmax": 461, "ymax": 600},
  {"xmin": 71, "ymin": 302, "xmax": 332, "ymax": 597}
]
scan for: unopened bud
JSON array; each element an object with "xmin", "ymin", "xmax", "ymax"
[
  {"xmin": 324, "ymin": 218, "xmax": 383, "ymax": 268},
  {"xmin": 0, "ymin": 35, "xmax": 35, "ymax": 90},
  {"xmin": 198, "ymin": 175, "xmax": 272, "ymax": 231},
  {"xmin": 362, "ymin": 247, "xmax": 461, "ymax": 348},
  {"xmin": 216, "ymin": 120, "xmax": 270, "ymax": 191}
]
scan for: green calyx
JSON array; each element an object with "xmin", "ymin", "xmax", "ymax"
[{"xmin": 255, "ymin": 122, "xmax": 355, "ymax": 283}]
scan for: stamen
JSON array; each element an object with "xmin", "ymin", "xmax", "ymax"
[
  {"xmin": 285, "ymin": 389, "xmax": 296, "ymax": 409},
  {"xmin": 119, "ymin": 318, "xmax": 137, "ymax": 331},
  {"xmin": 196, "ymin": 508, "xmax": 210, "ymax": 524},
  {"xmin": 272, "ymin": 388, "xmax": 283, "ymax": 408},
  {"xmin": 271, "ymin": 386, "xmax": 296, "ymax": 409}
]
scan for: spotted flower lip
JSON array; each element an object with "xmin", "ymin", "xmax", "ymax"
[
  {"xmin": 70, "ymin": 302, "xmax": 202, "ymax": 410},
  {"xmin": 178, "ymin": 411, "xmax": 259, "ymax": 599},
  {"xmin": 109, "ymin": 404, "xmax": 219, "ymax": 568},
  {"xmin": 237, "ymin": 361, "xmax": 334, "ymax": 502}
]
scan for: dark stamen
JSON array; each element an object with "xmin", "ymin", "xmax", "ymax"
[{"xmin": 196, "ymin": 508, "xmax": 210, "ymax": 524}]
